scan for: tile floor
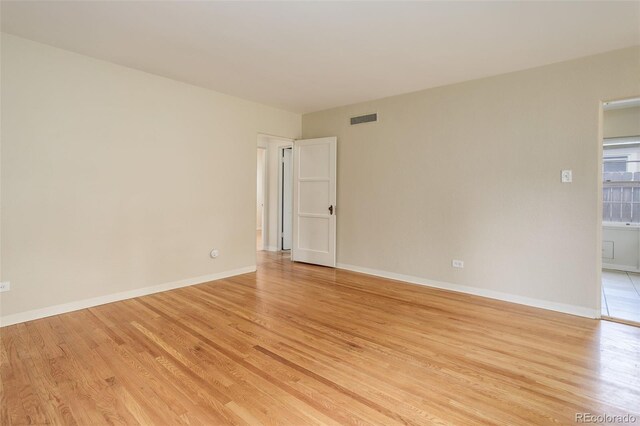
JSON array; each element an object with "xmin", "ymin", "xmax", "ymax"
[{"xmin": 601, "ymin": 269, "xmax": 640, "ymax": 323}]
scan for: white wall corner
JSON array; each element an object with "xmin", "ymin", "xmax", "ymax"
[
  {"xmin": 336, "ymin": 263, "xmax": 599, "ymax": 319},
  {"xmin": 0, "ymin": 265, "xmax": 257, "ymax": 327}
]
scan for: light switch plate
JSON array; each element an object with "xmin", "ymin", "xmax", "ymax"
[{"xmin": 561, "ymin": 170, "xmax": 572, "ymax": 183}]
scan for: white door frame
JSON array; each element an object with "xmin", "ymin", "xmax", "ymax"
[
  {"xmin": 277, "ymin": 146, "xmax": 293, "ymax": 251},
  {"xmin": 257, "ymin": 146, "xmax": 267, "ymax": 251},
  {"xmin": 598, "ymin": 95, "xmax": 640, "ymax": 321},
  {"xmin": 597, "ymin": 100, "xmax": 604, "ymax": 319}
]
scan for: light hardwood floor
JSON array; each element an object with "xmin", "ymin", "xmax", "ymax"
[
  {"xmin": 2, "ymin": 251, "xmax": 639, "ymax": 425},
  {"xmin": 602, "ymin": 269, "xmax": 640, "ymax": 324}
]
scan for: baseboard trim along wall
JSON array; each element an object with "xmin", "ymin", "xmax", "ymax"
[
  {"xmin": 602, "ymin": 263, "xmax": 640, "ymax": 273},
  {"xmin": 0, "ymin": 265, "xmax": 257, "ymax": 327},
  {"xmin": 337, "ymin": 263, "xmax": 600, "ymax": 319}
]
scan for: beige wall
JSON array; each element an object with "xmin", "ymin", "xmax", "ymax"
[
  {"xmin": 303, "ymin": 46, "xmax": 640, "ymax": 316},
  {"xmin": 0, "ymin": 34, "xmax": 300, "ymax": 320},
  {"xmin": 603, "ymin": 106, "xmax": 640, "ymax": 138}
]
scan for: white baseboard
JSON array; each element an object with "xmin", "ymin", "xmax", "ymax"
[
  {"xmin": 337, "ymin": 263, "xmax": 599, "ymax": 319},
  {"xmin": 265, "ymin": 246, "xmax": 278, "ymax": 252},
  {"xmin": 0, "ymin": 265, "xmax": 256, "ymax": 327},
  {"xmin": 603, "ymin": 263, "xmax": 640, "ymax": 273}
]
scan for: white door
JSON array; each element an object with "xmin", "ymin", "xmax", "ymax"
[
  {"xmin": 292, "ymin": 137, "xmax": 337, "ymax": 267},
  {"xmin": 282, "ymin": 147, "xmax": 293, "ymax": 250}
]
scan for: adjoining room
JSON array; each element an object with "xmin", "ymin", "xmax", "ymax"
[
  {"xmin": 601, "ymin": 97, "xmax": 640, "ymax": 324},
  {"xmin": 256, "ymin": 134, "xmax": 294, "ymax": 254}
]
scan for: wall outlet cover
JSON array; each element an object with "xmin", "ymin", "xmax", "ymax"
[{"xmin": 0, "ymin": 282, "xmax": 10, "ymax": 292}]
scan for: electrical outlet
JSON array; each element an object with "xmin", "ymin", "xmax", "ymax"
[
  {"xmin": 452, "ymin": 260, "xmax": 464, "ymax": 268},
  {"xmin": 210, "ymin": 249, "xmax": 219, "ymax": 259},
  {"xmin": 561, "ymin": 170, "xmax": 572, "ymax": 183},
  {"xmin": 0, "ymin": 282, "xmax": 10, "ymax": 292}
]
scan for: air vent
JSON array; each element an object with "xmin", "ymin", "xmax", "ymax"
[{"xmin": 350, "ymin": 113, "xmax": 378, "ymax": 125}]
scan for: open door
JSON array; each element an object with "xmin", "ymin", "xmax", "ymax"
[{"xmin": 292, "ymin": 137, "xmax": 337, "ymax": 267}]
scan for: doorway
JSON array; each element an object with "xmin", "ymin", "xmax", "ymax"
[
  {"xmin": 256, "ymin": 134, "xmax": 294, "ymax": 254},
  {"xmin": 600, "ymin": 96, "xmax": 640, "ymax": 325},
  {"xmin": 256, "ymin": 134, "xmax": 337, "ymax": 267}
]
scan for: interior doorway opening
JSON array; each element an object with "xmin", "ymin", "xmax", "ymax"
[
  {"xmin": 256, "ymin": 134, "xmax": 337, "ymax": 267},
  {"xmin": 256, "ymin": 134, "xmax": 294, "ymax": 254},
  {"xmin": 600, "ymin": 96, "xmax": 640, "ymax": 325}
]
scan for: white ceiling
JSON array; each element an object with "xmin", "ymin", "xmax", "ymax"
[{"xmin": 2, "ymin": 1, "xmax": 639, "ymax": 113}]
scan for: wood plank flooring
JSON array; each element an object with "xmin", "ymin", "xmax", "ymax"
[{"xmin": 2, "ymin": 251, "xmax": 639, "ymax": 425}]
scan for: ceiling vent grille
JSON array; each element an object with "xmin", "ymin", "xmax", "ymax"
[{"xmin": 350, "ymin": 113, "xmax": 378, "ymax": 125}]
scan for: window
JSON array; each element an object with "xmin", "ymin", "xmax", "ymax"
[
  {"xmin": 603, "ymin": 155, "xmax": 640, "ymax": 223},
  {"xmin": 603, "ymin": 143, "xmax": 640, "ymax": 223},
  {"xmin": 603, "ymin": 156, "xmax": 629, "ymax": 173}
]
